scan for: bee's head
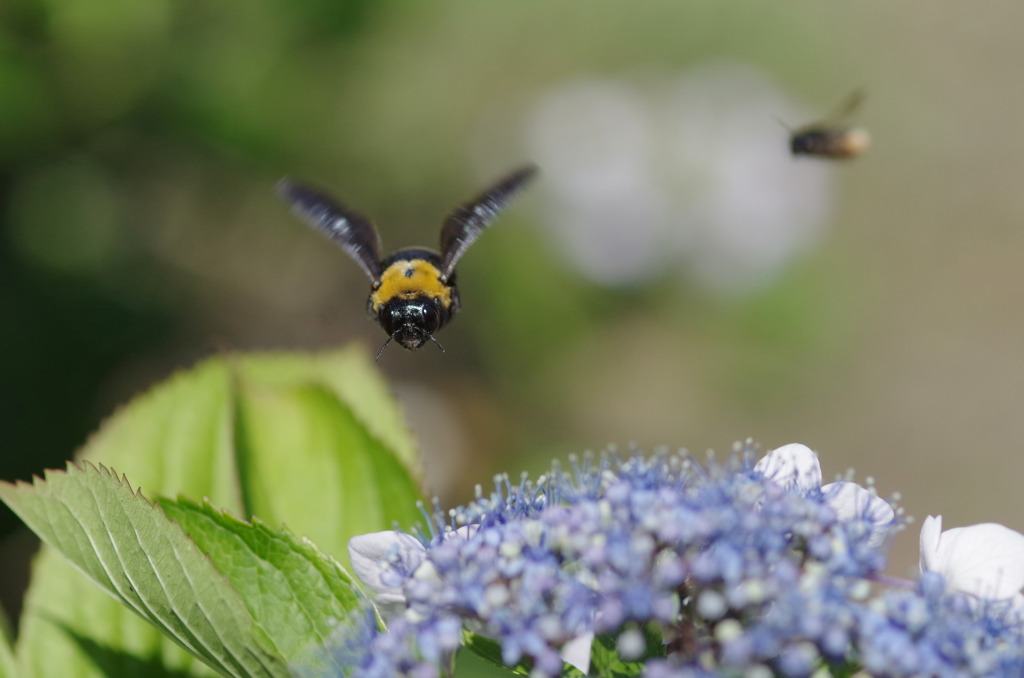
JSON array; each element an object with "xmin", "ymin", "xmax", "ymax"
[{"xmin": 376, "ymin": 298, "xmax": 445, "ymax": 358}]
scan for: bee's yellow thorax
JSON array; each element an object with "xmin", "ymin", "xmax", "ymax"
[{"xmin": 371, "ymin": 259, "xmax": 453, "ymax": 311}]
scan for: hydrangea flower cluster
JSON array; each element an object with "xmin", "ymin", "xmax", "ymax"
[{"xmin": 330, "ymin": 444, "xmax": 1024, "ymax": 677}]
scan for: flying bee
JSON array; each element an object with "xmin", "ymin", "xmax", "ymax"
[
  {"xmin": 788, "ymin": 89, "xmax": 871, "ymax": 159},
  {"xmin": 277, "ymin": 165, "xmax": 537, "ymax": 359}
]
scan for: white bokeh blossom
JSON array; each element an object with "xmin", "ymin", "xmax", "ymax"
[{"xmin": 523, "ymin": 62, "xmax": 835, "ymax": 292}]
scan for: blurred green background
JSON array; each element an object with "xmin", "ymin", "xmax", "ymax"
[{"xmin": 4, "ymin": 0, "xmax": 1024, "ymax": 627}]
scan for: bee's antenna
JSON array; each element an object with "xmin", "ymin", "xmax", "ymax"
[
  {"xmin": 774, "ymin": 115, "xmax": 794, "ymax": 132},
  {"xmin": 425, "ymin": 332, "xmax": 445, "ymax": 354},
  {"xmin": 375, "ymin": 331, "xmax": 399, "ymax": 362}
]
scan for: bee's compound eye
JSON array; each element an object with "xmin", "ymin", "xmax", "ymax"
[
  {"xmin": 380, "ymin": 303, "xmax": 407, "ymax": 336},
  {"xmin": 420, "ymin": 303, "xmax": 440, "ymax": 333}
]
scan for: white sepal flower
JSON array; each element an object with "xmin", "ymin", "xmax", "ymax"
[
  {"xmin": 754, "ymin": 443, "xmax": 822, "ymax": 493},
  {"xmin": 821, "ymin": 481, "xmax": 895, "ymax": 549},
  {"xmin": 348, "ymin": 530, "xmax": 426, "ymax": 619},
  {"xmin": 920, "ymin": 515, "xmax": 1024, "ymax": 602},
  {"xmin": 756, "ymin": 444, "xmax": 896, "ymax": 548}
]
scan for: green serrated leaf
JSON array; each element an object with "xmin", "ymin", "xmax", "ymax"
[
  {"xmin": 454, "ymin": 651, "xmax": 526, "ymax": 678},
  {"xmin": 232, "ymin": 378, "xmax": 425, "ymax": 566},
  {"xmin": 459, "ymin": 632, "xmax": 530, "ymax": 676},
  {"xmin": 231, "ymin": 347, "xmax": 421, "ymax": 482},
  {"xmin": 11, "ymin": 356, "xmax": 244, "ymax": 678},
  {"xmin": 0, "ymin": 463, "xmax": 288, "ymax": 678},
  {"xmin": 823, "ymin": 658, "xmax": 864, "ymax": 678},
  {"xmin": 79, "ymin": 357, "xmax": 245, "ymax": 513},
  {"xmin": 9, "ymin": 347, "xmax": 424, "ymax": 677},
  {"xmin": 586, "ymin": 630, "xmax": 649, "ymax": 678},
  {"xmin": 15, "ymin": 552, "xmax": 214, "ymax": 678},
  {"xmin": 0, "ymin": 603, "xmax": 13, "ymax": 678},
  {"xmin": 310, "ymin": 347, "xmax": 421, "ymax": 479},
  {"xmin": 156, "ymin": 496, "xmax": 362, "ymax": 669}
]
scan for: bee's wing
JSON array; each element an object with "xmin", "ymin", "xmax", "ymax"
[
  {"xmin": 438, "ymin": 165, "xmax": 538, "ymax": 279},
  {"xmin": 277, "ymin": 178, "xmax": 383, "ymax": 283},
  {"xmin": 826, "ymin": 88, "xmax": 866, "ymax": 123}
]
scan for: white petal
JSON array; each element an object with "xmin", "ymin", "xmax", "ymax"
[
  {"xmin": 919, "ymin": 515, "xmax": 943, "ymax": 575},
  {"xmin": 754, "ymin": 443, "xmax": 822, "ymax": 493},
  {"xmin": 921, "ymin": 519, "xmax": 1024, "ymax": 600},
  {"xmin": 560, "ymin": 632, "xmax": 593, "ymax": 674},
  {"xmin": 822, "ymin": 481, "xmax": 895, "ymax": 548},
  {"xmin": 348, "ymin": 530, "xmax": 425, "ymax": 595}
]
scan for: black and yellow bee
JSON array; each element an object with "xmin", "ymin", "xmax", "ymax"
[
  {"xmin": 277, "ymin": 165, "xmax": 537, "ymax": 359},
  {"xmin": 789, "ymin": 89, "xmax": 871, "ymax": 159}
]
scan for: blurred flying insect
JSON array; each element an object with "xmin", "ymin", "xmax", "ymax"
[
  {"xmin": 277, "ymin": 165, "xmax": 537, "ymax": 360},
  {"xmin": 788, "ymin": 89, "xmax": 871, "ymax": 159}
]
